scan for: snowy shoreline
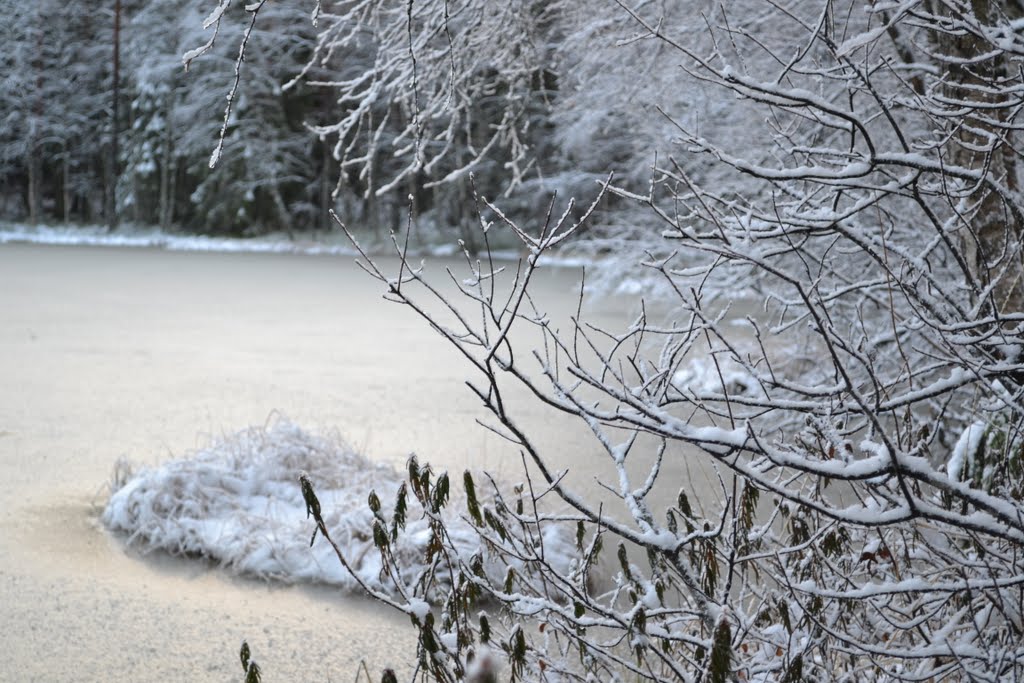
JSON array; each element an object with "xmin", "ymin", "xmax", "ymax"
[
  {"xmin": 0, "ymin": 222, "xmax": 595, "ymax": 266},
  {"xmin": 0, "ymin": 222, "xmax": 370, "ymax": 257},
  {"xmin": 0, "ymin": 222, "xmax": 669, "ymax": 300}
]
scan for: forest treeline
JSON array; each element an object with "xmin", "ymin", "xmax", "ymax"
[{"xmin": 0, "ymin": 1, "xmax": 661, "ymax": 242}]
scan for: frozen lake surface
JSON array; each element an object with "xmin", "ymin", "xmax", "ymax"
[{"xmin": 0, "ymin": 242, "xmax": 648, "ymax": 681}]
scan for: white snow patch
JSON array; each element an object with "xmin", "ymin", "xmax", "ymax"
[
  {"xmin": 0, "ymin": 223, "xmax": 360, "ymax": 256},
  {"xmin": 672, "ymin": 355, "xmax": 764, "ymax": 398},
  {"xmin": 0, "ymin": 224, "xmax": 614, "ymax": 270},
  {"xmin": 836, "ymin": 25, "xmax": 888, "ymax": 57},
  {"xmin": 102, "ymin": 419, "xmax": 577, "ymax": 596},
  {"xmin": 948, "ymin": 421, "xmax": 986, "ymax": 482},
  {"xmin": 406, "ymin": 598, "xmax": 431, "ymax": 622}
]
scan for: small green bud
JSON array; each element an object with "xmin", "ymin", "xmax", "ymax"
[
  {"xmin": 464, "ymin": 471, "xmax": 483, "ymax": 525},
  {"xmin": 617, "ymin": 543, "xmax": 633, "ymax": 582},
  {"xmin": 479, "ymin": 614, "xmax": 491, "ymax": 643},
  {"xmin": 239, "ymin": 641, "xmax": 251, "ymax": 672}
]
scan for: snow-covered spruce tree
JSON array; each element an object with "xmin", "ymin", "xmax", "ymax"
[
  {"xmin": 0, "ymin": 0, "xmax": 112, "ymax": 224},
  {"xmin": 193, "ymin": 1, "xmax": 1024, "ymax": 680},
  {"xmin": 168, "ymin": 0, "xmax": 330, "ymax": 234}
]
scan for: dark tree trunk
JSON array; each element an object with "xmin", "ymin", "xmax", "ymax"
[
  {"xmin": 63, "ymin": 146, "xmax": 71, "ymax": 224},
  {"xmin": 26, "ymin": 143, "xmax": 41, "ymax": 225},
  {"xmin": 159, "ymin": 96, "xmax": 173, "ymax": 230},
  {"xmin": 320, "ymin": 140, "xmax": 332, "ymax": 232},
  {"xmin": 107, "ymin": 0, "xmax": 121, "ymax": 232},
  {"xmin": 944, "ymin": 0, "xmax": 1024, "ymax": 317}
]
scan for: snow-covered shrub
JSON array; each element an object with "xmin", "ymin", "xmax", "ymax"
[{"xmin": 183, "ymin": 1, "xmax": 1024, "ymax": 681}]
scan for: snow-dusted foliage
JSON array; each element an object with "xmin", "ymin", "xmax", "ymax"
[
  {"xmin": 288, "ymin": 0, "xmax": 555, "ymax": 191},
  {"xmin": 0, "ymin": 0, "xmax": 109, "ymax": 223},
  {"xmin": 129, "ymin": 0, "xmax": 327, "ymax": 234},
  {"xmin": 171, "ymin": 1, "xmax": 1024, "ymax": 681},
  {"xmin": 0, "ymin": 0, "xmax": 343, "ymax": 234}
]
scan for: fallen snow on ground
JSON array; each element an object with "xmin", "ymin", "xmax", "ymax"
[
  {"xmin": 0, "ymin": 222, "xmax": 594, "ymax": 266},
  {"xmin": 102, "ymin": 419, "xmax": 573, "ymax": 596},
  {"xmin": 0, "ymin": 223, "xmax": 360, "ymax": 255}
]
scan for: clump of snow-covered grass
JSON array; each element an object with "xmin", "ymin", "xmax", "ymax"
[
  {"xmin": 103, "ymin": 420, "xmax": 471, "ymax": 593},
  {"xmin": 103, "ymin": 419, "xmax": 577, "ymax": 598}
]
